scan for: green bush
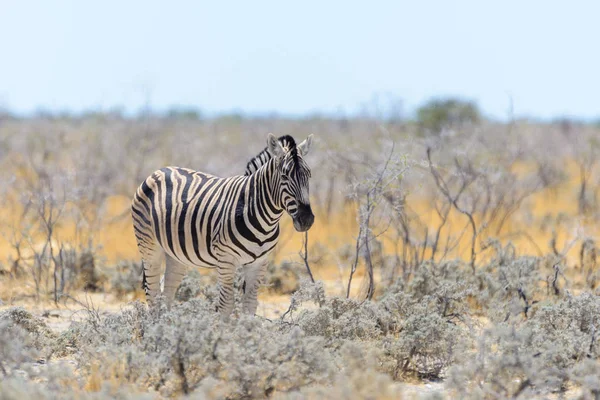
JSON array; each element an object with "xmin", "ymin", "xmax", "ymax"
[{"xmin": 416, "ymin": 98, "xmax": 481, "ymax": 135}]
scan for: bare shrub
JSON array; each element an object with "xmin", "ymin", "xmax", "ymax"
[
  {"xmin": 57, "ymin": 246, "xmax": 105, "ymax": 292},
  {"xmin": 344, "ymin": 136, "xmax": 411, "ymax": 299},
  {"xmin": 110, "ymin": 260, "xmax": 143, "ymax": 299},
  {"xmin": 265, "ymin": 261, "xmax": 301, "ymax": 295},
  {"xmin": 581, "ymin": 238, "xmax": 599, "ymax": 290}
]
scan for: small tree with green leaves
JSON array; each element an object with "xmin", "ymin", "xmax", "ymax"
[{"xmin": 416, "ymin": 98, "xmax": 481, "ymax": 136}]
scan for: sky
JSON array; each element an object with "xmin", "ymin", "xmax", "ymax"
[{"xmin": 0, "ymin": 0, "xmax": 599, "ymax": 120}]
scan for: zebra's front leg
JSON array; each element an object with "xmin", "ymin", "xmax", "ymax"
[
  {"xmin": 216, "ymin": 262, "xmax": 236, "ymax": 316},
  {"xmin": 242, "ymin": 260, "xmax": 267, "ymax": 315}
]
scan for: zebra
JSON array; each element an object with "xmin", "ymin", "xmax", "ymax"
[{"xmin": 131, "ymin": 133, "xmax": 314, "ymax": 315}]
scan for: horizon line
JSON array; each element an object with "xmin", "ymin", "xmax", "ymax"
[{"xmin": 2, "ymin": 102, "xmax": 599, "ymax": 124}]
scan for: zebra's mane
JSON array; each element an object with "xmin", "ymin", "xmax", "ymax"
[
  {"xmin": 277, "ymin": 135, "xmax": 299, "ymax": 162},
  {"xmin": 244, "ymin": 135, "xmax": 300, "ymax": 176}
]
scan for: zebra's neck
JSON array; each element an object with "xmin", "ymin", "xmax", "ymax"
[{"xmin": 249, "ymin": 156, "xmax": 284, "ymax": 222}]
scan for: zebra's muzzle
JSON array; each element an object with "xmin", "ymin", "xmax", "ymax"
[{"xmin": 292, "ymin": 203, "xmax": 314, "ymax": 232}]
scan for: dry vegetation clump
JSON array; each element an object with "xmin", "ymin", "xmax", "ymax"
[
  {"xmin": 0, "ymin": 307, "xmax": 56, "ymax": 351},
  {"xmin": 475, "ymin": 255, "xmax": 547, "ymax": 322},
  {"xmin": 174, "ymin": 269, "xmax": 217, "ymax": 302},
  {"xmin": 264, "ymin": 261, "xmax": 301, "ymax": 295},
  {"xmin": 2, "ymin": 257, "xmax": 600, "ymax": 398},
  {"xmin": 0, "ymin": 319, "xmax": 37, "ymax": 376},
  {"xmin": 0, "ymin": 307, "xmax": 77, "ymax": 399},
  {"xmin": 0, "ymin": 277, "xmax": 463, "ymax": 398},
  {"xmin": 51, "ymin": 294, "xmax": 396, "ymax": 399},
  {"xmin": 110, "ymin": 260, "xmax": 144, "ymax": 299},
  {"xmin": 448, "ymin": 292, "xmax": 600, "ymax": 399},
  {"xmin": 284, "ymin": 278, "xmax": 470, "ymax": 381}
]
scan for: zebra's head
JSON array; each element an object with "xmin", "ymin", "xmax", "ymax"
[{"xmin": 267, "ymin": 133, "xmax": 315, "ymax": 232}]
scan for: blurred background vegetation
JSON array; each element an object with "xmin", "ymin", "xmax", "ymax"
[{"xmin": 1, "ymin": 97, "xmax": 599, "ymax": 302}]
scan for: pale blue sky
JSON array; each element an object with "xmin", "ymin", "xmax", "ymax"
[{"xmin": 1, "ymin": 0, "xmax": 598, "ymax": 119}]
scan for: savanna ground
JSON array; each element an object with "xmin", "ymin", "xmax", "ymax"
[{"xmin": 2, "ymin": 106, "xmax": 600, "ymax": 399}]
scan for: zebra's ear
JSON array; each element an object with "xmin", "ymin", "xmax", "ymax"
[
  {"xmin": 297, "ymin": 134, "xmax": 313, "ymax": 156},
  {"xmin": 267, "ymin": 133, "xmax": 285, "ymax": 157}
]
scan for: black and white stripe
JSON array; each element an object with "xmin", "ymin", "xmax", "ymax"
[
  {"xmin": 244, "ymin": 136, "xmax": 300, "ymax": 176},
  {"xmin": 244, "ymin": 146, "xmax": 272, "ymax": 176},
  {"xmin": 131, "ymin": 134, "xmax": 314, "ymax": 315}
]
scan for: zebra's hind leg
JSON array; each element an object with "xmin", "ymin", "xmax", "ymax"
[
  {"xmin": 163, "ymin": 255, "xmax": 188, "ymax": 306},
  {"xmin": 242, "ymin": 260, "xmax": 267, "ymax": 315},
  {"xmin": 216, "ymin": 261, "xmax": 236, "ymax": 316},
  {"xmin": 140, "ymin": 245, "xmax": 165, "ymax": 307}
]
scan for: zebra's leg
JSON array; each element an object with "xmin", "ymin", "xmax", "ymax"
[
  {"xmin": 242, "ymin": 260, "xmax": 267, "ymax": 315},
  {"xmin": 140, "ymin": 245, "xmax": 165, "ymax": 306},
  {"xmin": 216, "ymin": 261, "xmax": 236, "ymax": 316},
  {"xmin": 163, "ymin": 255, "xmax": 188, "ymax": 305}
]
